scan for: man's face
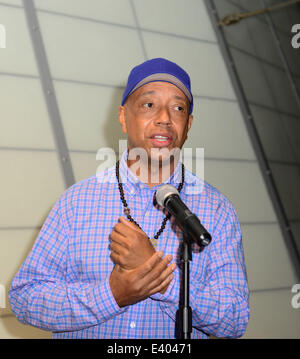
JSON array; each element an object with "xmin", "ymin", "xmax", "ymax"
[{"xmin": 118, "ymin": 81, "xmax": 193, "ymax": 164}]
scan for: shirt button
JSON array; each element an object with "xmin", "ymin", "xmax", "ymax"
[
  {"xmin": 145, "ymin": 211, "xmax": 149, "ymax": 216},
  {"xmin": 130, "ymin": 321, "xmax": 136, "ymax": 329},
  {"xmin": 130, "ymin": 189, "xmax": 134, "ymax": 194}
]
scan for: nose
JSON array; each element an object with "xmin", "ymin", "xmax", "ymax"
[{"xmin": 154, "ymin": 106, "xmax": 171, "ymax": 127}]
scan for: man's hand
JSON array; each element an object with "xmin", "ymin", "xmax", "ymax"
[
  {"xmin": 109, "ymin": 216, "xmax": 155, "ymax": 270},
  {"xmin": 109, "ymin": 252, "xmax": 176, "ymax": 307}
]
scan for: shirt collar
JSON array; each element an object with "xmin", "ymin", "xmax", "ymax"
[{"xmin": 118, "ymin": 149, "xmax": 186, "ymax": 196}]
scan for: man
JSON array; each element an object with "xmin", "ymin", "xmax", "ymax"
[{"xmin": 9, "ymin": 58, "xmax": 249, "ymax": 339}]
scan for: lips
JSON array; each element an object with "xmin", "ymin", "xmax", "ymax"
[
  {"xmin": 149, "ymin": 133, "xmax": 173, "ymax": 147},
  {"xmin": 150, "ymin": 133, "xmax": 172, "ymax": 140}
]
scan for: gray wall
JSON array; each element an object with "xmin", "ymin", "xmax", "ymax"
[
  {"xmin": 213, "ymin": 0, "xmax": 300, "ymax": 338},
  {"xmin": 216, "ymin": 0, "xmax": 300, "ymax": 249}
]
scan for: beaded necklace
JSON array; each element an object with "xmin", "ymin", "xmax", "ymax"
[{"xmin": 115, "ymin": 160, "xmax": 185, "ymax": 247}]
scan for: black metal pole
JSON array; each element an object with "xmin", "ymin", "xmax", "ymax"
[{"xmin": 178, "ymin": 238, "xmax": 193, "ymax": 339}]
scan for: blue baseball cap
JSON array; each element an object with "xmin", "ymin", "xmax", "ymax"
[{"xmin": 121, "ymin": 58, "xmax": 193, "ymax": 114}]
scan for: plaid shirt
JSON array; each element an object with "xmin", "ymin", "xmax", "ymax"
[{"xmin": 9, "ymin": 150, "xmax": 249, "ymax": 339}]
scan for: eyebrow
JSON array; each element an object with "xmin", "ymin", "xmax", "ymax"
[
  {"xmin": 138, "ymin": 91, "xmax": 187, "ymax": 103},
  {"xmin": 174, "ymin": 95, "xmax": 187, "ymax": 103},
  {"xmin": 138, "ymin": 91, "xmax": 156, "ymax": 97}
]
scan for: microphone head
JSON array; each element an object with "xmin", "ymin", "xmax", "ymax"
[{"xmin": 155, "ymin": 184, "xmax": 179, "ymax": 207}]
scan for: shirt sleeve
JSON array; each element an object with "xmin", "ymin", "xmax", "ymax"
[
  {"xmin": 150, "ymin": 198, "xmax": 250, "ymax": 338},
  {"xmin": 9, "ymin": 194, "xmax": 128, "ymax": 332}
]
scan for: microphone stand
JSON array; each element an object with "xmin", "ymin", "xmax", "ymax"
[
  {"xmin": 177, "ymin": 235, "xmax": 193, "ymax": 339},
  {"xmin": 155, "ymin": 185, "xmax": 211, "ymax": 338}
]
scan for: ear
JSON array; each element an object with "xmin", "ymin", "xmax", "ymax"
[
  {"xmin": 182, "ymin": 114, "xmax": 194, "ymax": 144},
  {"xmin": 118, "ymin": 105, "xmax": 128, "ymax": 134},
  {"xmin": 187, "ymin": 114, "xmax": 194, "ymax": 132}
]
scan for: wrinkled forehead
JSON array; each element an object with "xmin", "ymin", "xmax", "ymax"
[{"xmin": 126, "ymin": 81, "xmax": 190, "ymax": 105}]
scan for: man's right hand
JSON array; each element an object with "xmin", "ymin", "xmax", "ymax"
[{"xmin": 109, "ymin": 251, "xmax": 176, "ymax": 307}]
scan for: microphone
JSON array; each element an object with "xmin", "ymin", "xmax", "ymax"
[{"xmin": 156, "ymin": 184, "xmax": 211, "ymax": 247}]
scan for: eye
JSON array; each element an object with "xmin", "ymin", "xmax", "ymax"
[
  {"xmin": 174, "ymin": 105, "xmax": 184, "ymax": 112},
  {"xmin": 143, "ymin": 102, "xmax": 153, "ymax": 108}
]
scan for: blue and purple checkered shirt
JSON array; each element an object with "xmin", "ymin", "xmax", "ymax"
[{"xmin": 9, "ymin": 150, "xmax": 249, "ymax": 338}]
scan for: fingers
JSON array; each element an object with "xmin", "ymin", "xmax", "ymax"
[
  {"xmin": 111, "ymin": 218, "xmax": 149, "ymax": 248},
  {"xmin": 110, "ymin": 251, "xmax": 177, "ymax": 307},
  {"xmin": 112, "ymin": 222, "xmax": 130, "ymax": 238},
  {"xmin": 137, "ymin": 252, "xmax": 176, "ymax": 286},
  {"xmin": 149, "ymin": 273, "xmax": 174, "ymax": 296},
  {"xmin": 110, "ymin": 251, "xmax": 120, "ymax": 265},
  {"xmin": 109, "ymin": 240, "xmax": 127, "ymax": 256},
  {"xmin": 137, "ymin": 251, "xmax": 164, "ymax": 278},
  {"xmin": 113, "ymin": 220, "xmax": 142, "ymax": 240},
  {"xmin": 119, "ymin": 216, "xmax": 144, "ymax": 234},
  {"xmin": 147, "ymin": 257, "xmax": 176, "ymax": 290},
  {"xmin": 110, "ymin": 230, "xmax": 129, "ymax": 249}
]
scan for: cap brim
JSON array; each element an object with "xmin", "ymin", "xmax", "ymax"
[{"xmin": 129, "ymin": 73, "xmax": 192, "ymax": 103}]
